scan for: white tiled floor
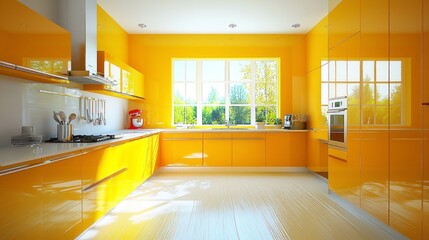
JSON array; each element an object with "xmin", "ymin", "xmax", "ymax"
[{"xmin": 78, "ymin": 170, "xmax": 405, "ymax": 240}]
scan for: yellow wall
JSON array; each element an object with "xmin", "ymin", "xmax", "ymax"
[
  {"xmin": 128, "ymin": 34, "xmax": 307, "ymax": 128},
  {"xmin": 97, "ymin": 5, "xmax": 128, "ymax": 64}
]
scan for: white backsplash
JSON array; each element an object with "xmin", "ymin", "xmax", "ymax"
[{"xmin": 0, "ymin": 75, "xmax": 129, "ymax": 147}]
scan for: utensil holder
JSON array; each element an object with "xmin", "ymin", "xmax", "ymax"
[{"xmin": 57, "ymin": 124, "xmax": 73, "ymax": 142}]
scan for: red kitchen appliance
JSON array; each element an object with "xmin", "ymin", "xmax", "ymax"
[{"xmin": 129, "ymin": 109, "xmax": 144, "ymax": 129}]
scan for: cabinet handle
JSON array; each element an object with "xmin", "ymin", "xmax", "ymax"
[
  {"xmin": 43, "ymin": 152, "xmax": 82, "ymax": 164},
  {"xmin": 0, "ymin": 61, "xmax": 68, "ymax": 82},
  {"xmin": 0, "ymin": 162, "xmax": 45, "ymax": 176},
  {"xmin": 328, "ymin": 154, "xmax": 347, "ymax": 162},
  {"xmin": 204, "ymin": 138, "xmax": 231, "ymax": 140},
  {"xmin": 83, "ymin": 168, "xmax": 128, "ymax": 193},
  {"xmin": 423, "ymin": 102, "xmax": 429, "ymax": 106},
  {"xmin": 233, "ymin": 138, "xmax": 265, "ymax": 140},
  {"xmin": 162, "ymin": 138, "xmax": 201, "ymax": 141}
]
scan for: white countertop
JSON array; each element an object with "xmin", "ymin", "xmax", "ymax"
[
  {"xmin": 0, "ymin": 128, "xmax": 308, "ymax": 171},
  {"xmin": 0, "ymin": 129, "xmax": 161, "ymax": 171}
]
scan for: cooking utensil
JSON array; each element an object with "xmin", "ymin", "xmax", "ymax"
[
  {"xmin": 103, "ymin": 100, "xmax": 106, "ymax": 125},
  {"xmin": 87, "ymin": 98, "xmax": 93, "ymax": 123},
  {"xmin": 53, "ymin": 111, "xmax": 61, "ymax": 124},
  {"xmin": 98, "ymin": 99, "xmax": 102, "ymax": 126},
  {"xmin": 93, "ymin": 99, "xmax": 98, "ymax": 126},
  {"xmin": 58, "ymin": 111, "xmax": 66, "ymax": 125},
  {"xmin": 78, "ymin": 97, "xmax": 87, "ymax": 125},
  {"xmin": 68, "ymin": 113, "xmax": 76, "ymax": 125}
]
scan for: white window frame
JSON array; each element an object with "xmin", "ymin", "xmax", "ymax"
[{"xmin": 172, "ymin": 58, "xmax": 280, "ymax": 126}]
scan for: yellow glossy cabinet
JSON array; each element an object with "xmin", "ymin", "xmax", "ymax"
[
  {"xmin": 82, "ymin": 145, "xmax": 123, "ymax": 230},
  {"xmin": 266, "ymin": 132, "xmax": 307, "ymax": 167},
  {"xmin": 0, "ymin": 1, "xmax": 70, "ymax": 83},
  {"xmin": 108, "ymin": 141, "xmax": 135, "ymax": 206},
  {"xmin": 0, "ymin": 161, "xmax": 43, "ymax": 239},
  {"xmin": 307, "ymin": 16, "xmax": 328, "ymax": 72},
  {"xmin": 84, "ymin": 51, "xmax": 145, "ymax": 100},
  {"xmin": 389, "ymin": 130, "xmax": 423, "ymax": 240},
  {"xmin": 328, "ymin": 0, "xmax": 360, "ymax": 49},
  {"xmin": 327, "ymin": 146, "xmax": 348, "ymax": 194},
  {"xmin": 41, "ymin": 151, "xmax": 83, "ymax": 240},
  {"xmin": 132, "ymin": 69, "xmax": 145, "ymax": 98},
  {"xmin": 360, "ymin": 130, "xmax": 389, "ymax": 224},
  {"xmin": 424, "ymin": 0, "xmax": 429, "ymax": 238},
  {"xmin": 203, "ymin": 132, "xmax": 232, "ymax": 166},
  {"xmin": 232, "ymin": 132, "xmax": 265, "ymax": 166},
  {"xmin": 160, "ymin": 133, "xmax": 203, "ymax": 166},
  {"xmin": 328, "ymin": 132, "xmax": 359, "ymax": 206},
  {"xmin": 424, "ymin": 107, "xmax": 429, "ymax": 240},
  {"xmin": 389, "ymin": 1, "xmax": 423, "ymax": 239}
]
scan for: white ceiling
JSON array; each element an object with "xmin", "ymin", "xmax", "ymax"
[{"xmin": 97, "ymin": 0, "xmax": 328, "ymax": 34}]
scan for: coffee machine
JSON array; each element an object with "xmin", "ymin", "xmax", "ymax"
[
  {"xmin": 284, "ymin": 114, "xmax": 292, "ymax": 129},
  {"xmin": 129, "ymin": 109, "xmax": 144, "ymax": 129}
]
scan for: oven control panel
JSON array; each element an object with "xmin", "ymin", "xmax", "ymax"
[{"xmin": 328, "ymin": 96, "xmax": 347, "ymax": 111}]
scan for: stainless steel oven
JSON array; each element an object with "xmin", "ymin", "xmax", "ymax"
[{"xmin": 328, "ymin": 97, "xmax": 347, "ymax": 149}]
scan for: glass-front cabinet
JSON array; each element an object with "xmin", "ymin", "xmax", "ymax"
[{"xmin": 0, "ymin": 0, "xmax": 71, "ymax": 83}]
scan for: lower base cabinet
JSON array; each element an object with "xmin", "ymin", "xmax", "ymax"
[
  {"xmin": 232, "ymin": 132, "xmax": 266, "ymax": 166},
  {"xmin": 41, "ymin": 151, "xmax": 83, "ymax": 240},
  {"xmin": 82, "ymin": 144, "xmax": 128, "ymax": 230},
  {"xmin": 266, "ymin": 132, "xmax": 307, "ymax": 167},
  {"xmin": 160, "ymin": 133, "xmax": 203, "ymax": 166},
  {"xmin": 0, "ymin": 134, "xmax": 160, "ymax": 239},
  {"xmin": 0, "ymin": 161, "xmax": 43, "ymax": 239},
  {"xmin": 203, "ymin": 132, "xmax": 232, "ymax": 166}
]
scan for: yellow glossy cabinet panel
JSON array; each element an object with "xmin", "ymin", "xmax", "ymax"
[
  {"xmin": 109, "ymin": 141, "xmax": 135, "ymax": 205},
  {"xmin": 328, "ymin": 0, "xmax": 360, "ymax": 49},
  {"xmin": 360, "ymin": 130, "xmax": 389, "ymax": 224},
  {"xmin": 132, "ymin": 69, "xmax": 145, "ymax": 98},
  {"xmin": 145, "ymin": 134, "xmax": 160, "ymax": 178},
  {"xmin": 82, "ymin": 145, "xmax": 118, "ymax": 230},
  {"xmin": 328, "ymin": 146, "xmax": 347, "ymax": 194},
  {"xmin": 232, "ymin": 132, "xmax": 265, "ymax": 166},
  {"xmin": 266, "ymin": 132, "xmax": 291, "ymax": 166},
  {"xmin": 0, "ymin": 162, "xmax": 43, "ymax": 239},
  {"xmin": 389, "ymin": 0, "xmax": 423, "ymax": 239},
  {"xmin": 0, "ymin": 1, "xmax": 71, "ymax": 82},
  {"xmin": 41, "ymin": 151, "xmax": 83, "ymax": 240},
  {"xmin": 160, "ymin": 133, "xmax": 203, "ymax": 166},
  {"xmin": 424, "ymin": 1, "xmax": 429, "ymax": 238},
  {"xmin": 125, "ymin": 138, "xmax": 149, "ymax": 188},
  {"xmin": 424, "ymin": 107, "xmax": 429, "ymax": 240},
  {"xmin": 307, "ymin": 16, "xmax": 328, "ymax": 72},
  {"xmin": 203, "ymin": 132, "xmax": 232, "ymax": 166},
  {"xmin": 389, "ymin": 130, "xmax": 423, "ymax": 240},
  {"xmin": 266, "ymin": 132, "xmax": 307, "ymax": 167}
]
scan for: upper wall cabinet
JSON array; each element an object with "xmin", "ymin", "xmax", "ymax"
[
  {"xmin": 0, "ymin": 0, "xmax": 71, "ymax": 83},
  {"xmin": 328, "ymin": 0, "xmax": 360, "ymax": 49},
  {"xmin": 83, "ymin": 51, "xmax": 145, "ymax": 100}
]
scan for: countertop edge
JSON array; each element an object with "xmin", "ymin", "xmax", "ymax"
[{"xmin": 0, "ymin": 129, "xmax": 162, "ymax": 171}]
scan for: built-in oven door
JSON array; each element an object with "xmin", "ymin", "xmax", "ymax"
[{"xmin": 328, "ymin": 109, "xmax": 347, "ymax": 148}]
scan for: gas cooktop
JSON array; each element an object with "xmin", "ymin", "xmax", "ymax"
[{"xmin": 46, "ymin": 135, "xmax": 116, "ymax": 143}]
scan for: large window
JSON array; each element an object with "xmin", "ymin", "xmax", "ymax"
[
  {"xmin": 173, "ymin": 59, "xmax": 279, "ymax": 126},
  {"xmin": 321, "ymin": 59, "xmax": 403, "ymax": 126}
]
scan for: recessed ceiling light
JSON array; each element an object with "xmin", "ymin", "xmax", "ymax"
[
  {"xmin": 228, "ymin": 24, "xmax": 237, "ymax": 29},
  {"xmin": 292, "ymin": 23, "xmax": 301, "ymax": 29},
  {"xmin": 138, "ymin": 23, "xmax": 147, "ymax": 29}
]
